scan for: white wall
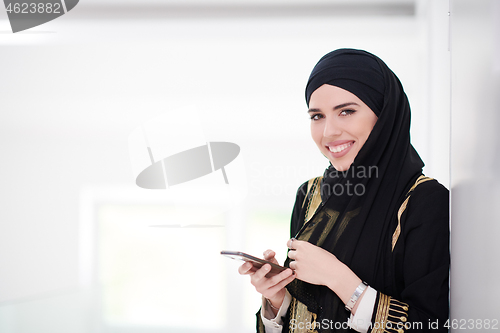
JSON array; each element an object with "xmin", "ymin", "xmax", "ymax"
[{"xmin": 450, "ymin": 0, "xmax": 500, "ymax": 329}]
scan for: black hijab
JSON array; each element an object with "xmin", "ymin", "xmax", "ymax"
[{"xmin": 284, "ymin": 49, "xmax": 424, "ymax": 332}]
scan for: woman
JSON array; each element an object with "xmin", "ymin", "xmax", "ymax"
[{"xmin": 239, "ymin": 49, "xmax": 450, "ymax": 333}]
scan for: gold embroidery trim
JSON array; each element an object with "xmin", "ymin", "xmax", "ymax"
[
  {"xmin": 308, "ymin": 313, "xmax": 319, "ymax": 333},
  {"xmin": 391, "ymin": 175, "xmax": 433, "ymax": 251},
  {"xmin": 288, "ymin": 297, "xmax": 297, "ymax": 333},
  {"xmin": 333, "ymin": 206, "xmax": 361, "ymax": 248},
  {"xmin": 288, "ymin": 297, "xmax": 319, "ymax": 333},
  {"xmin": 372, "ymin": 293, "xmax": 391, "ymax": 333},
  {"xmin": 316, "ymin": 208, "xmax": 339, "ymax": 247},
  {"xmin": 302, "ymin": 179, "xmax": 314, "ymax": 209},
  {"xmin": 371, "ymin": 294, "xmax": 410, "ymax": 333},
  {"xmin": 409, "ymin": 175, "xmax": 432, "ymax": 192},
  {"xmin": 304, "ymin": 177, "xmax": 323, "ymax": 224},
  {"xmin": 392, "ymin": 196, "xmax": 410, "ymax": 251}
]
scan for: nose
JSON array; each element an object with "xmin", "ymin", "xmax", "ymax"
[{"xmin": 323, "ymin": 116, "xmax": 342, "ymax": 137}]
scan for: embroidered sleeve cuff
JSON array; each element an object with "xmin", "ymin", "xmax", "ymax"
[
  {"xmin": 260, "ymin": 290, "xmax": 292, "ymax": 331},
  {"xmin": 369, "ymin": 293, "xmax": 409, "ymax": 333},
  {"xmin": 349, "ymin": 286, "xmax": 377, "ymax": 332}
]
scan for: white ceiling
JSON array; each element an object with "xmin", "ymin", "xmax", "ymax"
[{"xmin": 79, "ymin": 0, "xmax": 414, "ymax": 4}]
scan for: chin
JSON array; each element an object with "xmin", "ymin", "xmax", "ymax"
[{"xmin": 330, "ymin": 161, "xmax": 353, "ymax": 172}]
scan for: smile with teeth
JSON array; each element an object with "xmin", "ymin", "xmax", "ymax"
[{"xmin": 329, "ymin": 142, "xmax": 353, "ymax": 153}]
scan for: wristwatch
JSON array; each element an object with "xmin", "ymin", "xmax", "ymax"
[{"xmin": 345, "ymin": 281, "xmax": 368, "ymax": 312}]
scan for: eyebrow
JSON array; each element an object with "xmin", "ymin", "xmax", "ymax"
[{"xmin": 307, "ymin": 102, "xmax": 360, "ymax": 113}]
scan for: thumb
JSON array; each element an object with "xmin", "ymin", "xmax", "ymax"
[{"xmin": 263, "ymin": 249, "xmax": 279, "ymax": 264}]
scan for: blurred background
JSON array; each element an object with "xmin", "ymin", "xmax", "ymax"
[{"xmin": 0, "ymin": 0, "xmax": 497, "ymax": 332}]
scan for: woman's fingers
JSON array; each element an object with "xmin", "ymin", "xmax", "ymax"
[
  {"xmin": 265, "ymin": 271, "xmax": 296, "ymax": 296},
  {"xmin": 238, "ymin": 261, "xmax": 254, "ymax": 275},
  {"xmin": 253, "ymin": 263, "xmax": 272, "ymax": 280},
  {"xmin": 263, "ymin": 249, "xmax": 274, "ymax": 259},
  {"xmin": 238, "ymin": 249, "xmax": 296, "ymax": 300},
  {"xmin": 252, "ymin": 267, "xmax": 295, "ymax": 297},
  {"xmin": 252, "ymin": 265, "xmax": 291, "ymax": 285},
  {"xmin": 287, "ymin": 239, "xmax": 309, "ymax": 261},
  {"xmin": 287, "ymin": 238, "xmax": 305, "ymax": 250},
  {"xmin": 263, "ymin": 249, "xmax": 279, "ymax": 264}
]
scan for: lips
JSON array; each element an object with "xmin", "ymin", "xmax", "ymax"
[
  {"xmin": 326, "ymin": 140, "xmax": 355, "ymax": 158},
  {"xmin": 329, "ymin": 142, "xmax": 353, "ymax": 153}
]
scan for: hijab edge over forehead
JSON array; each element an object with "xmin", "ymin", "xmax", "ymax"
[{"xmin": 305, "ymin": 48, "xmax": 385, "ymax": 117}]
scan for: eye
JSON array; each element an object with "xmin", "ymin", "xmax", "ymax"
[
  {"xmin": 339, "ymin": 109, "xmax": 356, "ymax": 116},
  {"xmin": 310, "ymin": 113, "xmax": 323, "ymax": 121}
]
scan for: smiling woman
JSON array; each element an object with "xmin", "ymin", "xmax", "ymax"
[{"xmin": 238, "ymin": 49, "xmax": 450, "ymax": 333}]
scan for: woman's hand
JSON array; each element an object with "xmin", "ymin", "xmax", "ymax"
[
  {"xmin": 286, "ymin": 238, "xmax": 340, "ymax": 286},
  {"xmin": 287, "ymin": 239, "xmax": 362, "ymax": 309},
  {"xmin": 238, "ymin": 249, "xmax": 295, "ymax": 314}
]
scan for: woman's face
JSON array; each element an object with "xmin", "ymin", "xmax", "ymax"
[{"xmin": 308, "ymin": 84, "xmax": 378, "ymax": 171}]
